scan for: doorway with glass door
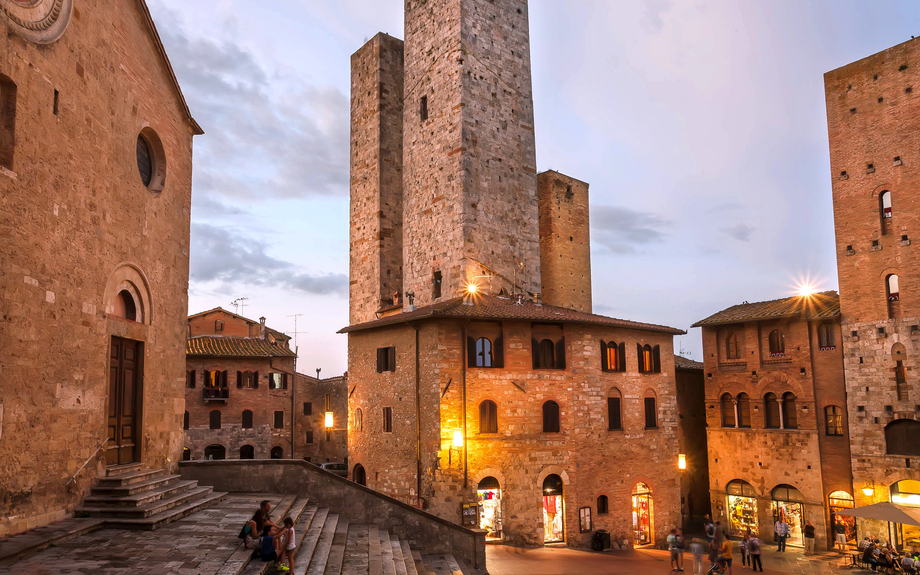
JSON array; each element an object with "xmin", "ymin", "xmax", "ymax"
[{"xmin": 106, "ymin": 336, "xmax": 143, "ymax": 466}]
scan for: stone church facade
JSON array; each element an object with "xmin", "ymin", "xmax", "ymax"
[
  {"xmin": 345, "ymin": 0, "xmax": 684, "ymax": 549},
  {"xmin": 825, "ymin": 37, "xmax": 920, "ymax": 547},
  {"xmin": 0, "ymin": 0, "xmax": 200, "ymax": 536}
]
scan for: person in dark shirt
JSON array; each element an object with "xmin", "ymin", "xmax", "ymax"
[
  {"xmin": 252, "ymin": 500, "xmax": 281, "ymax": 535},
  {"xmin": 804, "ymin": 520, "xmax": 816, "ymax": 555},
  {"xmin": 863, "ymin": 543, "xmax": 881, "ymax": 572}
]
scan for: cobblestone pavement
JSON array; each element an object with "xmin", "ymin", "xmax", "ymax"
[
  {"xmin": 0, "ymin": 494, "xmax": 285, "ymax": 575},
  {"xmin": 487, "ymin": 544, "xmax": 866, "ymax": 575}
]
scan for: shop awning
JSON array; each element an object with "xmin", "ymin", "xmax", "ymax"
[{"xmin": 835, "ymin": 502, "xmax": 920, "ymax": 527}]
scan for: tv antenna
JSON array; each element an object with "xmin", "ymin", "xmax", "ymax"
[
  {"xmin": 230, "ymin": 297, "xmax": 249, "ymax": 316},
  {"xmin": 286, "ymin": 314, "xmax": 305, "ymax": 350}
]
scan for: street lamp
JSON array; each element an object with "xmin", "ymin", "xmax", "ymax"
[
  {"xmin": 325, "ymin": 412, "xmax": 334, "ymax": 428},
  {"xmin": 678, "ymin": 454, "xmax": 687, "ymax": 470},
  {"xmin": 862, "ymin": 486, "xmax": 875, "ymax": 497},
  {"xmin": 453, "ymin": 429, "xmax": 464, "ymax": 447}
]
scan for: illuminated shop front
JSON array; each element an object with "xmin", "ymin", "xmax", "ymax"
[
  {"xmin": 828, "ymin": 491, "xmax": 856, "ymax": 545},
  {"xmin": 891, "ymin": 480, "xmax": 920, "ymax": 550},
  {"xmin": 726, "ymin": 480, "xmax": 758, "ymax": 537},
  {"xmin": 543, "ymin": 474, "xmax": 564, "ymax": 543},
  {"xmin": 477, "ymin": 476, "xmax": 503, "ymax": 541},
  {"xmin": 632, "ymin": 482, "xmax": 653, "ymax": 546},
  {"xmin": 772, "ymin": 485, "xmax": 805, "ymax": 547}
]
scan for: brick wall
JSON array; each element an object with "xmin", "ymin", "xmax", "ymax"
[
  {"xmin": 0, "ymin": 1, "xmax": 196, "ymax": 536},
  {"xmin": 188, "ymin": 309, "xmax": 260, "ymax": 338},
  {"xmin": 538, "ymin": 171, "xmax": 592, "ymax": 313}
]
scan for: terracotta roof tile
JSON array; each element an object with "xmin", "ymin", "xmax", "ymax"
[
  {"xmin": 674, "ymin": 355, "xmax": 704, "ymax": 370},
  {"xmin": 186, "ymin": 336, "xmax": 297, "ymax": 358},
  {"xmin": 692, "ymin": 291, "xmax": 840, "ymax": 328},
  {"xmin": 339, "ymin": 295, "xmax": 684, "ymax": 335}
]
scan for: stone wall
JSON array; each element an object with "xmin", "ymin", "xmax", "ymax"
[
  {"xmin": 537, "ymin": 171, "xmax": 592, "ymax": 314},
  {"xmin": 347, "ymin": 318, "xmax": 682, "ymax": 549},
  {"xmin": 294, "ymin": 374, "xmax": 349, "ymax": 463},
  {"xmin": 0, "ymin": 1, "xmax": 197, "ymax": 536},
  {"xmin": 825, "ymin": 37, "xmax": 920, "ymax": 540},
  {"xmin": 179, "ymin": 459, "xmax": 487, "ymax": 570},
  {"xmin": 349, "ymin": 34, "xmax": 404, "ymax": 324}
]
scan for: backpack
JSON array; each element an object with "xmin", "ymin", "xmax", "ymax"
[{"xmin": 706, "ymin": 523, "xmax": 716, "ymax": 538}]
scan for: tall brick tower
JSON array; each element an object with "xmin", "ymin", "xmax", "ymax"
[
  {"xmin": 825, "ymin": 37, "xmax": 920, "ymax": 533},
  {"xmin": 400, "ymin": 0, "xmax": 540, "ymax": 309},
  {"xmin": 538, "ymin": 171, "xmax": 592, "ymax": 313}
]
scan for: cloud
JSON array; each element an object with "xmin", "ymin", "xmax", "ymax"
[
  {"xmin": 190, "ymin": 223, "xmax": 347, "ymax": 296},
  {"xmin": 191, "ymin": 196, "xmax": 251, "ymax": 218},
  {"xmin": 156, "ymin": 9, "xmax": 350, "ymax": 200},
  {"xmin": 722, "ymin": 223, "xmax": 754, "ymax": 242},
  {"xmin": 591, "ymin": 205, "xmax": 670, "ymax": 254}
]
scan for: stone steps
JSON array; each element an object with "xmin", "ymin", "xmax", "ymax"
[{"xmin": 82, "ymin": 478, "xmax": 199, "ymax": 508}]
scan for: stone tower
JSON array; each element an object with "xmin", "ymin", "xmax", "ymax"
[
  {"xmin": 401, "ymin": 0, "xmax": 540, "ymax": 309},
  {"xmin": 538, "ymin": 171, "xmax": 592, "ymax": 313},
  {"xmin": 825, "ymin": 37, "xmax": 920, "ymax": 521},
  {"xmin": 349, "ymin": 34, "xmax": 405, "ymax": 325}
]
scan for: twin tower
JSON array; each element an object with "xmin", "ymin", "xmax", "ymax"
[{"xmin": 349, "ymin": 0, "xmax": 592, "ymax": 325}]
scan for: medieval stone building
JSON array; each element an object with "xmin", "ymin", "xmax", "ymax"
[
  {"xmin": 184, "ymin": 308, "xmax": 296, "ymax": 460},
  {"xmin": 694, "ymin": 293, "xmax": 853, "ymax": 551},
  {"xmin": 825, "ymin": 37, "xmax": 920, "ymax": 547},
  {"xmin": 0, "ymin": 0, "xmax": 200, "ymax": 536},
  {"xmin": 294, "ymin": 372, "xmax": 349, "ymax": 465},
  {"xmin": 344, "ymin": 0, "xmax": 685, "ymax": 548},
  {"xmin": 674, "ymin": 355, "xmax": 712, "ymax": 531}
]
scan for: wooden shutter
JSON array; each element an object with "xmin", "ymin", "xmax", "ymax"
[
  {"xmin": 653, "ymin": 345, "xmax": 661, "ymax": 373},
  {"xmin": 493, "ymin": 336, "xmax": 504, "ymax": 368},
  {"xmin": 600, "ymin": 341, "xmax": 608, "ymax": 371},
  {"xmin": 253, "ymin": 371, "xmax": 259, "ymax": 389},
  {"xmin": 282, "ymin": 373, "xmax": 288, "ymax": 390},
  {"xmin": 388, "ymin": 347, "xmax": 396, "ymax": 372},
  {"xmin": 274, "ymin": 411, "xmax": 283, "ymax": 428},
  {"xmin": 190, "ymin": 370, "xmax": 196, "ymax": 388},
  {"xmin": 221, "ymin": 370, "xmax": 228, "ymax": 388},
  {"xmin": 237, "ymin": 371, "xmax": 242, "ymax": 388},
  {"xmin": 637, "ymin": 344, "xmax": 643, "ymax": 372},
  {"xmin": 608, "ymin": 397, "xmax": 621, "ymax": 430},
  {"xmin": 555, "ymin": 337, "xmax": 566, "ymax": 370},
  {"xmin": 183, "ymin": 411, "xmax": 189, "ymax": 430},
  {"xmin": 376, "ymin": 348, "xmax": 384, "ymax": 373},
  {"xmin": 645, "ymin": 397, "xmax": 657, "ymax": 428},
  {"xmin": 618, "ymin": 343, "xmax": 626, "ymax": 372},
  {"xmin": 203, "ymin": 370, "xmax": 210, "ymax": 388},
  {"xmin": 467, "ymin": 336, "xmax": 477, "ymax": 368},
  {"xmin": 532, "ymin": 338, "xmax": 540, "ymax": 369}
]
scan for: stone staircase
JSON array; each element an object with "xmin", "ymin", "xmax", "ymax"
[
  {"xmin": 231, "ymin": 494, "xmax": 479, "ymax": 575},
  {"xmin": 74, "ymin": 463, "xmax": 227, "ymax": 530}
]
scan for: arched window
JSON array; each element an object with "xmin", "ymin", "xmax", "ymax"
[
  {"xmin": 885, "ymin": 420, "xmax": 920, "ymax": 456},
  {"xmin": 209, "ymin": 410, "xmax": 221, "ymax": 430},
  {"xmin": 737, "ymin": 393, "xmax": 751, "ymax": 428},
  {"xmin": 353, "ymin": 464, "xmax": 367, "ymax": 486},
  {"xmin": 726, "ymin": 333, "xmax": 740, "ymax": 360},
  {"xmin": 480, "ymin": 400, "xmax": 498, "ymax": 434},
  {"xmin": 782, "ymin": 392, "xmax": 797, "ymax": 429},
  {"xmin": 240, "ymin": 371, "xmax": 254, "ymax": 388},
  {"xmin": 818, "ymin": 323, "xmax": 836, "ymax": 350},
  {"xmin": 607, "ymin": 388, "xmax": 622, "ymax": 430},
  {"xmin": 769, "ymin": 330, "xmax": 785, "ymax": 356},
  {"xmin": 270, "ymin": 446, "xmax": 283, "ymax": 459},
  {"xmin": 772, "ymin": 484, "xmax": 804, "ymax": 502},
  {"xmin": 880, "ymin": 190, "xmax": 892, "ymax": 221},
  {"xmin": 204, "ymin": 444, "xmax": 225, "ymax": 460},
  {"xmin": 240, "ymin": 445, "xmax": 254, "ymax": 459},
  {"xmin": 476, "ymin": 338, "xmax": 493, "ymax": 367},
  {"xmin": 887, "ymin": 274, "xmax": 900, "ymax": 301},
  {"xmin": 644, "ymin": 390, "xmax": 658, "ymax": 429},
  {"xmin": 182, "ymin": 447, "xmax": 191, "ymax": 461},
  {"xmin": 597, "ymin": 495, "xmax": 609, "ymax": 515},
  {"xmin": 0, "ymin": 74, "xmax": 17, "ymax": 170},
  {"xmin": 539, "ymin": 339, "xmax": 555, "ymax": 369},
  {"xmin": 639, "ymin": 344, "xmax": 653, "ymax": 373},
  {"xmin": 601, "ymin": 341, "xmax": 626, "ymax": 372},
  {"xmin": 114, "ymin": 290, "xmax": 137, "ymax": 321},
  {"xmin": 242, "ymin": 410, "xmax": 253, "ymax": 429},
  {"xmin": 825, "ymin": 405, "xmax": 843, "ymax": 436},
  {"xmin": 355, "ymin": 408, "xmax": 363, "ymax": 432},
  {"xmin": 542, "ymin": 400, "xmax": 560, "ymax": 433},
  {"xmin": 183, "ymin": 411, "xmax": 189, "ymax": 430},
  {"xmin": 764, "ymin": 393, "xmax": 780, "ymax": 429},
  {"xmin": 721, "ymin": 393, "xmax": 736, "ymax": 427}
]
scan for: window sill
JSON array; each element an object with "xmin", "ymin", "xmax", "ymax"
[
  {"xmin": 607, "ymin": 428, "xmax": 624, "ymax": 432},
  {"xmin": 644, "ymin": 426, "xmax": 659, "ymax": 430},
  {"xmin": 601, "ymin": 369, "xmax": 627, "ymax": 374}
]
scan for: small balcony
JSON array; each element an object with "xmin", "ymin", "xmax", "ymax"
[{"xmin": 203, "ymin": 387, "xmax": 229, "ymax": 402}]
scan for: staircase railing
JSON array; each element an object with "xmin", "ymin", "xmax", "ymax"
[{"xmin": 67, "ymin": 437, "xmax": 110, "ymax": 486}]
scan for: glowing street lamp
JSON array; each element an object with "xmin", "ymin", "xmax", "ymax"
[
  {"xmin": 453, "ymin": 429, "xmax": 464, "ymax": 448},
  {"xmin": 862, "ymin": 486, "xmax": 875, "ymax": 497},
  {"xmin": 678, "ymin": 453, "xmax": 687, "ymax": 471},
  {"xmin": 324, "ymin": 412, "xmax": 334, "ymax": 429}
]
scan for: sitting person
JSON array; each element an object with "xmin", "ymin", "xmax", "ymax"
[
  {"xmin": 273, "ymin": 516, "xmax": 297, "ymax": 573},
  {"xmin": 901, "ymin": 554, "xmax": 917, "ymax": 575},
  {"xmin": 864, "ymin": 544, "xmax": 882, "ymax": 572},
  {"xmin": 240, "ymin": 499, "xmax": 282, "ymax": 548},
  {"xmin": 859, "ymin": 537, "xmax": 873, "ymax": 552}
]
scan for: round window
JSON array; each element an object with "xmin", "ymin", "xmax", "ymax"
[{"xmin": 135, "ymin": 128, "xmax": 166, "ymax": 192}]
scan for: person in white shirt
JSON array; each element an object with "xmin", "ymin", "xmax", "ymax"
[
  {"xmin": 774, "ymin": 519, "xmax": 790, "ymax": 552},
  {"xmin": 273, "ymin": 516, "xmax": 297, "ymax": 572}
]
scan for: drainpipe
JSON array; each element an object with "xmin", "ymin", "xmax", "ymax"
[
  {"xmin": 291, "ymin": 346, "xmax": 298, "ymax": 460},
  {"xmin": 462, "ymin": 319, "xmax": 470, "ymax": 489},
  {"xmin": 405, "ymin": 320, "xmax": 422, "ymax": 505}
]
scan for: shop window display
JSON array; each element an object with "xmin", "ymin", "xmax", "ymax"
[
  {"xmin": 632, "ymin": 482, "xmax": 653, "ymax": 546},
  {"xmin": 543, "ymin": 474, "xmax": 564, "ymax": 543},
  {"xmin": 891, "ymin": 480, "xmax": 920, "ymax": 550},
  {"xmin": 726, "ymin": 480, "xmax": 758, "ymax": 537},
  {"xmin": 828, "ymin": 491, "xmax": 856, "ymax": 545},
  {"xmin": 477, "ymin": 476, "xmax": 503, "ymax": 541},
  {"xmin": 772, "ymin": 485, "xmax": 805, "ymax": 547}
]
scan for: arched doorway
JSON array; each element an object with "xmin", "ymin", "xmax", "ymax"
[
  {"xmin": 891, "ymin": 480, "xmax": 920, "ymax": 549},
  {"xmin": 477, "ymin": 476, "xmax": 502, "ymax": 541},
  {"xmin": 828, "ymin": 490, "xmax": 855, "ymax": 546},
  {"xmin": 726, "ymin": 479, "xmax": 758, "ymax": 536},
  {"xmin": 543, "ymin": 474, "xmax": 564, "ymax": 543},
  {"xmin": 772, "ymin": 485, "xmax": 805, "ymax": 547},
  {"xmin": 270, "ymin": 446, "xmax": 283, "ymax": 459},
  {"xmin": 632, "ymin": 482, "xmax": 653, "ymax": 546},
  {"xmin": 204, "ymin": 444, "xmax": 225, "ymax": 460},
  {"xmin": 353, "ymin": 464, "xmax": 367, "ymax": 486},
  {"xmin": 240, "ymin": 445, "xmax": 255, "ymax": 459}
]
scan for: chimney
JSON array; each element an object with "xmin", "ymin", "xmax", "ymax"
[{"xmin": 259, "ymin": 316, "xmax": 266, "ymax": 339}]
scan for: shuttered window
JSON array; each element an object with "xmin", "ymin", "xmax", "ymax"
[
  {"xmin": 607, "ymin": 397, "xmax": 622, "ymax": 430},
  {"xmin": 273, "ymin": 411, "xmax": 284, "ymax": 429},
  {"xmin": 209, "ymin": 410, "xmax": 221, "ymax": 430},
  {"xmin": 543, "ymin": 401, "xmax": 560, "ymax": 433},
  {"xmin": 303, "ymin": 402, "xmax": 313, "ymax": 416},
  {"xmin": 376, "ymin": 347, "xmax": 396, "ymax": 372},
  {"xmin": 242, "ymin": 410, "xmax": 253, "ymax": 429},
  {"xmin": 885, "ymin": 420, "xmax": 920, "ymax": 456},
  {"xmin": 480, "ymin": 400, "xmax": 498, "ymax": 433},
  {"xmin": 383, "ymin": 407, "xmax": 393, "ymax": 432},
  {"xmin": 644, "ymin": 397, "xmax": 657, "ymax": 428}
]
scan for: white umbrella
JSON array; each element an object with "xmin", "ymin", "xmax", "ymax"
[{"xmin": 835, "ymin": 502, "xmax": 920, "ymax": 527}]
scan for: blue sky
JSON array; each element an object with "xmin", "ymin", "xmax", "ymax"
[{"xmin": 147, "ymin": 0, "xmax": 919, "ymax": 375}]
